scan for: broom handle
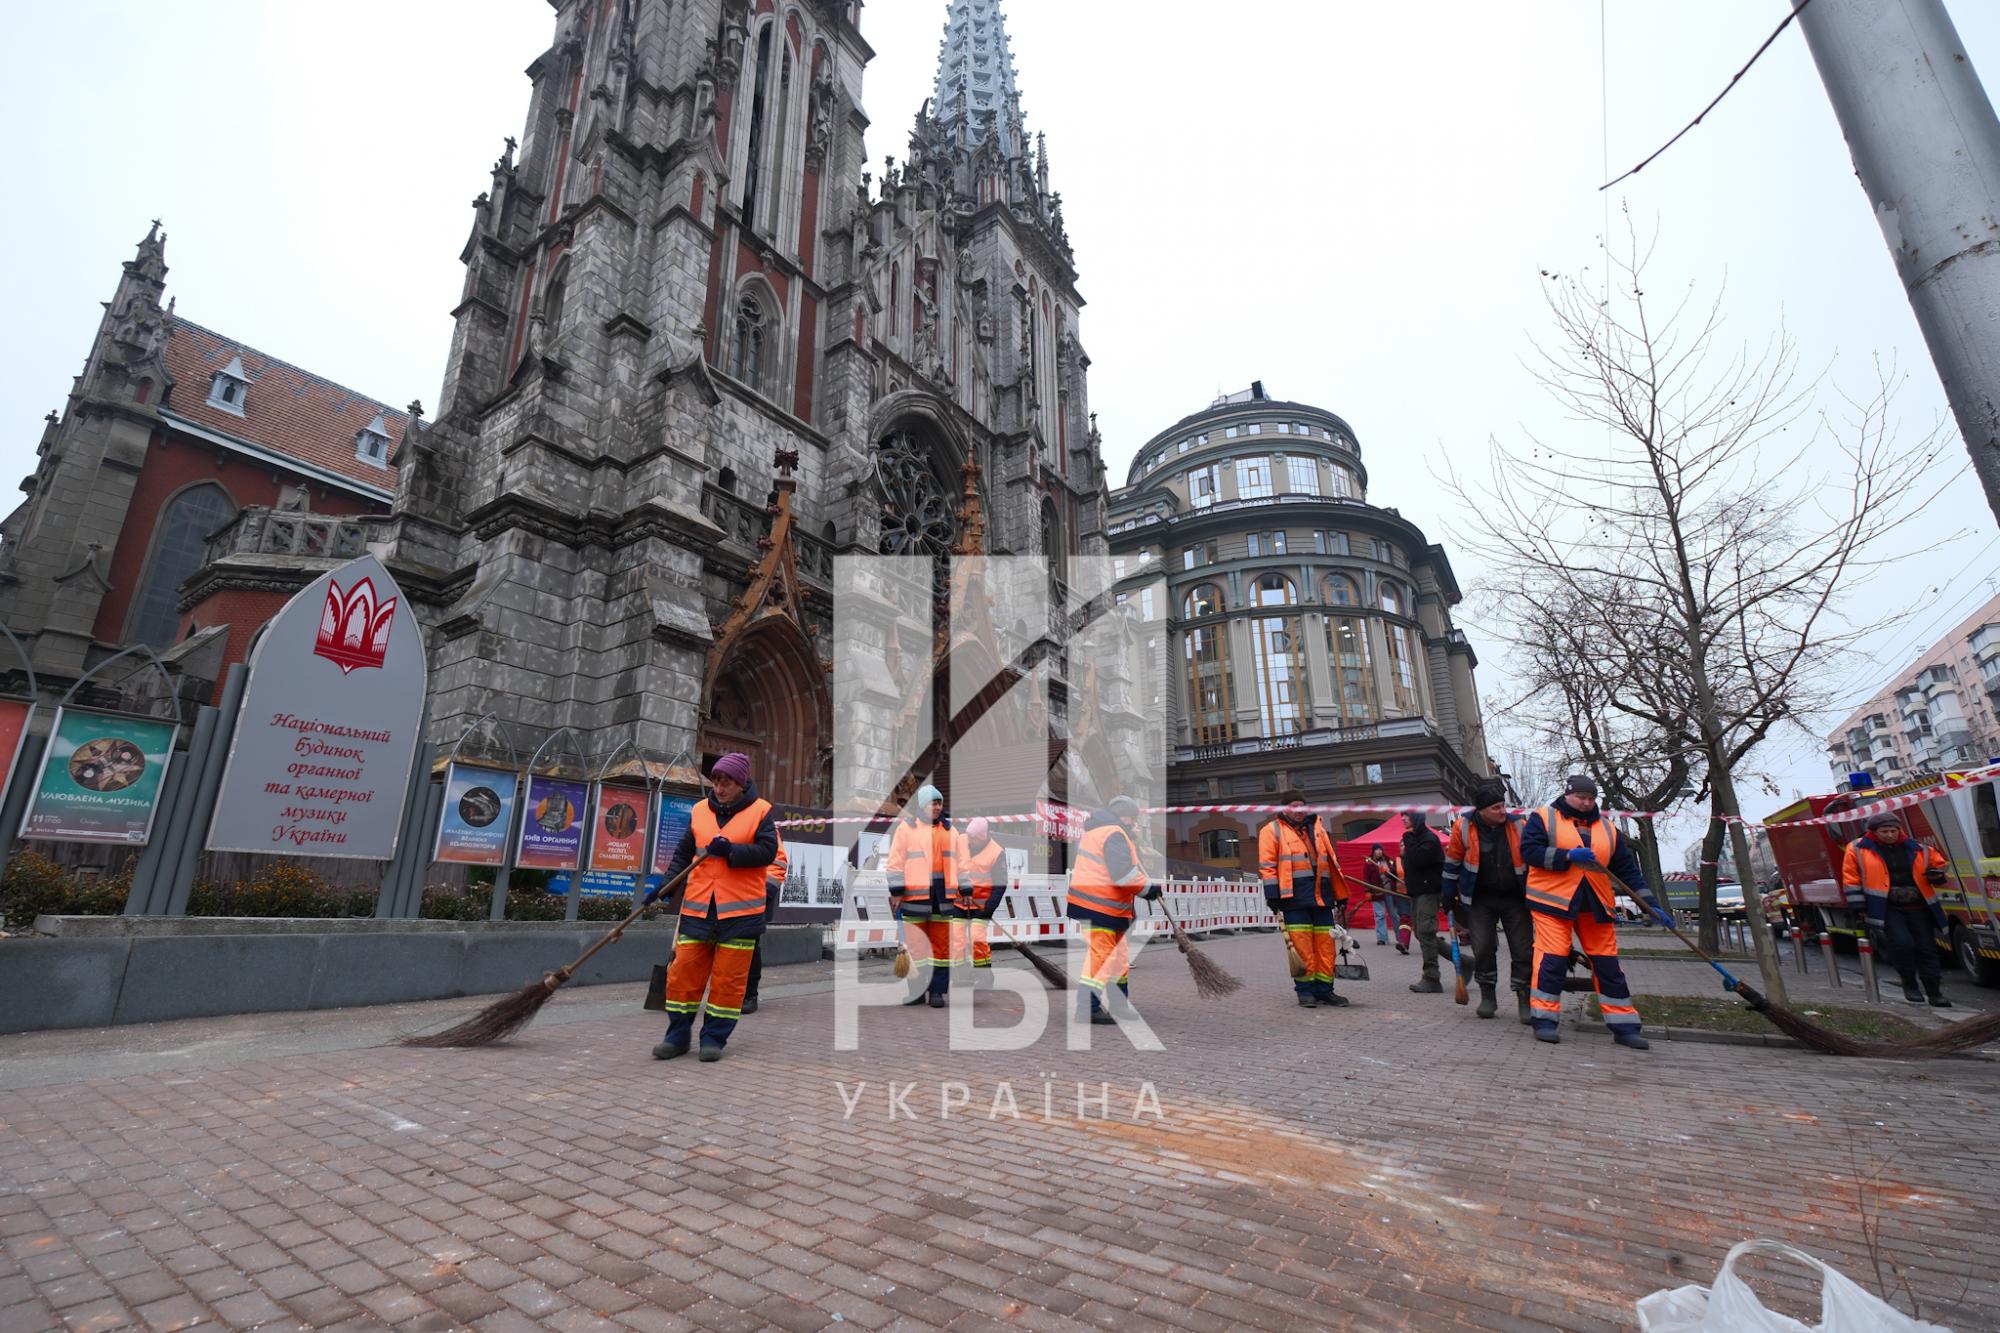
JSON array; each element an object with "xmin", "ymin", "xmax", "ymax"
[
  {"xmin": 551, "ymin": 851, "xmax": 708, "ymax": 982},
  {"xmin": 1599, "ymin": 866, "xmax": 1750, "ymax": 992}
]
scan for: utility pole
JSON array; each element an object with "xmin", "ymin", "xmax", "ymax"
[{"xmin": 1794, "ymin": 0, "xmax": 2000, "ymax": 528}]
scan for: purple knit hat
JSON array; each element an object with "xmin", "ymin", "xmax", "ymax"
[{"xmin": 710, "ymin": 752, "xmax": 752, "ymax": 786}]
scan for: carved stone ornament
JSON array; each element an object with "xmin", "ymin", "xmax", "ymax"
[{"xmin": 875, "ymin": 431, "xmax": 960, "ymax": 557}]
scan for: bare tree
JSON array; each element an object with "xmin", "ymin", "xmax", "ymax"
[{"xmin": 1451, "ymin": 221, "xmax": 1951, "ymax": 1003}]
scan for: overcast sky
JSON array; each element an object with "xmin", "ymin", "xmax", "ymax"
[{"xmin": 6, "ymin": 1, "xmax": 1999, "ymax": 860}]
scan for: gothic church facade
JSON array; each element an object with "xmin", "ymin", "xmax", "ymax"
[{"xmin": 375, "ymin": 0, "xmax": 1106, "ymax": 807}]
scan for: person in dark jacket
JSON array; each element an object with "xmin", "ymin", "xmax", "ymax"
[
  {"xmin": 1400, "ymin": 811, "xmax": 1447, "ymax": 993},
  {"xmin": 1841, "ymin": 813, "xmax": 1953, "ymax": 1007},
  {"xmin": 1443, "ymin": 780, "xmax": 1533, "ymax": 1023},
  {"xmin": 650, "ymin": 752, "xmax": 779, "ymax": 1061}
]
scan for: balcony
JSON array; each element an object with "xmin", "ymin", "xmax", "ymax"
[
  {"xmin": 1173, "ymin": 716, "xmax": 1436, "ymax": 764},
  {"xmin": 203, "ymin": 507, "xmax": 370, "ymax": 564}
]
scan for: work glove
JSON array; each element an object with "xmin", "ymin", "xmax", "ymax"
[
  {"xmin": 706, "ymin": 835, "xmax": 733, "ymax": 857},
  {"xmin": 1926, "ymin": 868, "xmax": 1948, "ymax": 886},
  {"xmin": 1142, "ymin": 884, "xmax": 1163, "ymax": 902},
  {"xmin": 1566, "ymin": 847, "xmax": 1599, "ymax": 867},
  {"xmin": 1265, "ymin": 891, "xmax": 1283, "ymax": 913},
  {"xmin": 643, "ymin": 883, "xmax": 666, "ymax": 906}
]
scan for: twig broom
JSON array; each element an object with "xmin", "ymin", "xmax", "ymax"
[
  {"xmin": 986, "ymin": 913, "xmax": 1069, "ymax": 989},
  {"xmin": 1611, "ymin": 870, "xmax": 2000, "ymax": 1059},
  {"xmin": 402, "ymin": 854, "xmax": 706, "ymax": 1048},
  {"xmin": 1154, "ymin": 895, "xmax": 1243, "ymax": 999}
]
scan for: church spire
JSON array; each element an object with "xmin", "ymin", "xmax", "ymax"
[{"xmin": 932, "ymin": 0, "xmax": 1024, "ymax": 156}]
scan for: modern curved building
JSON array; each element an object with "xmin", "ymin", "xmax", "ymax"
[{"xmin": 1107, "ymin": 383, "xmax": 1493, "ymax": 870}]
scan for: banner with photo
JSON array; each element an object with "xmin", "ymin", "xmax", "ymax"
[
  {"xmin": 588, "ymin": 783, "xmax": 651, "ymax": 874},
  {"xmin": 20, "ymin": 707, "xmax": 177, "ymax": 844},
  {"xmin": 515, "ymin": 774, "xmax": 588, "ymax": 871},
  {"xmin": 433, "ymin": 763, "xmax": 518, "ymax": 866},
  {"xmin": 651, "ymin": 794, "xmax": 697, "ymax": 875}
]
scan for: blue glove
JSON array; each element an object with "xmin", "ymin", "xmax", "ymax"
[
  {"xmin": 643, "ymin": 883, "xmax": 665, "ymax": 906},
  {"xmin": 706, "ymin": 835, "xmax": 733, "ymax": 857},
  {"xmin": 1142, "ymin": 885, "xmax": 1163, "ymax": 902},
  {"xmin": 1566, "ymin": 847, "xmax": 1599, "ymax": 867}
]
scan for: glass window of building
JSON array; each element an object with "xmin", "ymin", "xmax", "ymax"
[
  {"xmin": 1387, "ymin": 623, "xmax": 1420, "ymax": 715},
  {"xmin": 1236, "ymin": 457, "xmax": 1272, "ymax": 499},
  {"xmin": 1286, "ymin": 456, "xmax": 1319, "ymax": 494},
  {"xmin": 1323, "ymin": 573, "xmax": 1359, "ymax": 606},
  {"xmin": 1184, "ymin": 583, "xmax": 1224, "ymax": 617},
  {"xmin": 1225, "ymin": 426, "xmax": 1239, "ymax": 439},
  {"xmin": 1327, "ymin": 616, "xmax": 1376, "ymax": 724},
  {"xmin": 1247, "ymin": 423, "xmax": 1262, "ymax": 435},
  {"xmin": 1275, "ymin": 422, "xmax": 1291, "ymax": 434},
  {"xmin": 1199, "ymin": 828, "xmax": 1241, "ymax": 860},
  {"xmin": 1381, "ymin": 579, "xmax": 1404, "ymax": 615},
  {"xmin": 1140, "ymin": 587, "xmax": 1156, "ymax": 620},
  {"xmin": 1113, "ymin": 557, "xmax": 1126, "ymax": 579},
  {"xmin": 129, "ymin": 484, "xmax": 238, "ymax": 647},
  {"xmin": 1184, "ymin": 626, "xmax": 1235, "ymax": 743},
  {"xmin": 1329, "ymin": 468, "xmax": 1354, "ymax": 499},
  {"xmin": 1249, "ymin": 614, "xmax": 1308, "ymax": 736},
  {"xmin": 1252, "ymin": 572, "xmax": 1296, "ymax": 606},
  {"xmin": 1269, "ymin": 530, "xmax": 1287, "ymax": 555},
  {"xmin": 1246, "ymin": 533, "xmax": 1261, "ymax": 557},
  {"xmin": 1190, "ymin": 464, "xmax": 1221, "ymax": 507}
]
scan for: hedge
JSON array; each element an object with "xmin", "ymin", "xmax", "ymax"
[{"xmin": 0, "ymin": 851, "xmax": 631, "ymax": 926}]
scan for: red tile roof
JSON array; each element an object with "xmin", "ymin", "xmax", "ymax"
[{"xmin": 161, "ymin": 318, "xmax": 405, "ymax": 495}]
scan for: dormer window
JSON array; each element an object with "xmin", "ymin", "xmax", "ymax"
[
  {"xmin": 206, "ymin": 354, "xmax": 249, "ymax": 415},
  {"xmin": 355, "ymin": 413, "xmax": 392, "ymax": 467}
]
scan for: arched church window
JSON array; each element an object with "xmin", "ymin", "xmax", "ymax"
[
  {"xmin": 875, "ymin": 430, "xmax": 960, "ymax": 557},
  {"xmin": 731, "ymin": 293, "xmax": 769, "ymax": 390},
  {"xmin": 542, "ymin": 261, "xmax": 567, "ymax": 335},
  {"xmin": 128, "ymin": 483, "xmax": 237, "ymax": 648}
]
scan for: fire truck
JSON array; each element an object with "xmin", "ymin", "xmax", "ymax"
[{"xmin": 1763, "ymin": 773, "xmax": 2000, "ymax": 988}]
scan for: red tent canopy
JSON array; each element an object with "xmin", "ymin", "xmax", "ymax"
[{"xmin": 1333, "ymin": 815, "xmax": 1450, "ymax": 934}]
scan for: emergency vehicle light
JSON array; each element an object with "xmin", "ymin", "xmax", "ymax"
[{"xmin": 1847, "ymin": 771, "xmax": 1874, "ymax": 790}]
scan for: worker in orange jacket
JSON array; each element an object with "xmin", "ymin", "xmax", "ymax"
[
  {"xmin": 885, "ymin": 784, "xmax": 957, "ymax": 1008},
  {"xmin": 955, "ymin": 817, "xmax": 1008, "ymax": 987},
  {"xmin": 1842, "ymin": 812, "xmax": 1953, "ymax": 1007},
  {"xmin": 1517, "ymin": 775, "xmax": 1653, "ymax": 1050},
  {"xmin": 1443, "ymin": 779, "xmax": 1532, "ymax": 1023},
  {"xmin": 1258, "ymin": 791, "xmax": 1349, "ymax": 1009},
  {"xmin": 741, "ymin": 829, "xmax": 787, "ymax": 1015},
  {"xmin": 1067, "ymin": 796, "xmax": 1156, "ymax": 1025},
  {"xmin": 651, "ymin": 752, "xmax": 778, "ymax": 1062}
]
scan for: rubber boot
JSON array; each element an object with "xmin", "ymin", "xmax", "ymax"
[
  {"xmin": 1534, "ymin": 1027, "xmax": 1560, "ymax": 1044},
  {"xmin": 1319, "ymin": 987, "xmax": 1349, "ymax": 1008},
  {"xmin": 652, "ymin": 1015, "xmax": 693, "ymax": 1060},
  {"xmin": 740, "ymin": 996, "xmax": 759, "ymax": 1016},
  {"xmin": 1612, "ymin": 1030, "xmax": 1650, "ymax": 1050},
  {"xmin": 1409, "ymin": 977, "xmax": 1442, "ymax": 994},
  {"xmin": 1924, "ymin": 978, "xmax": 1953, "ymax": 1009},
  {"xmin": 698, "ymin": 1042, "xmax": 726, "ymax": 1062},
  {"xmin": 1901, "ymin": 980, "xmax": 1925, "ymax": 1005},
  {"xmin": 1297, "ymin": 994, "xmax": 1319, "ymax": 1008},
  {"xmin": 1516, "ymin": 990, "xmax": 1531, "ymax": 1026},
  {"xmin": 1476, "ymin": 983, "xmax": 1498, "ymax": 1020}
]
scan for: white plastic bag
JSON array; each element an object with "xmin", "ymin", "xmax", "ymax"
[{"xmin": 1636, "ymin": 1239, "xmax": 1952, "ymax": 1332}]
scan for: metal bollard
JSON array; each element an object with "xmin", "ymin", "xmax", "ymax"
[
  {"xmin": 1857, "ymin": 936, "xmax": 1881, "ymax": 1004},
  {"xmin": 1820, "ymin": 932, "xmax": 1842, "ymax": 988}
]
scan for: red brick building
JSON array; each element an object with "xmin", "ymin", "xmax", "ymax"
[{"xmin": 0, "ymin": 225, "xmax": 407, "ymax": 700}]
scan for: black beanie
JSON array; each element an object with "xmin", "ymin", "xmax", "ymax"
[{"xmin": 1471, "ymin": 780, "xmax": 1507, "ymax": 810}]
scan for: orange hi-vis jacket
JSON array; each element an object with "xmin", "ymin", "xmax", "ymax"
[
  {"xmin": 1444, "ymin": 814, "xmax": 1525, "ymax": 898},
  {"xmin": 1313, "ymin": 819, "xmax": 1351, "ymax": 904},
  {"xmin": 1524, "ymin": 804, "xmax": 1620, "ymax": 918},
  {"xmin": 1259, "ymin": 816, "xmax": 1338, "ymax": 907},
  {"xmin": 1841, "ymin": 837, "xmax": 1950, "ymax": 928},
  {"xmin": 684, "ymin": 798, "xmax": 776, "ymax": 920},
  {"xmin": 955, "ymin": 834, "xmax": 1007, "ymax": 915},
  {"xmin": 1069, "ymin": 823, "xmax": 1147, "ymax": 920},
  {"xmin": 885, "ymin": 815, "xmax": 956, "ymax": 914}
]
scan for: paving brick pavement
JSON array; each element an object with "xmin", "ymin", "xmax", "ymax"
[{"xmin": 1, "ymin": 931, "xmax": 1997, "ymax": 1332}]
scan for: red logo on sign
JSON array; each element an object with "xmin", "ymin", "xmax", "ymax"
[{"xmin": 314, "ymin": 576, "xmax": 397, "ymax": 674}]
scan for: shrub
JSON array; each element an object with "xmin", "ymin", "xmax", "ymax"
[
  {"xmin": 420, "ymin": 886, "xmax": 631, "ymax": 922},
  {"xmin": 0, "ymin": 851, "xmax": 130, "ymax": 925},
  {"xmin": 185, "ymin": 860, "xmax": 376, "ymax": 918}
]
